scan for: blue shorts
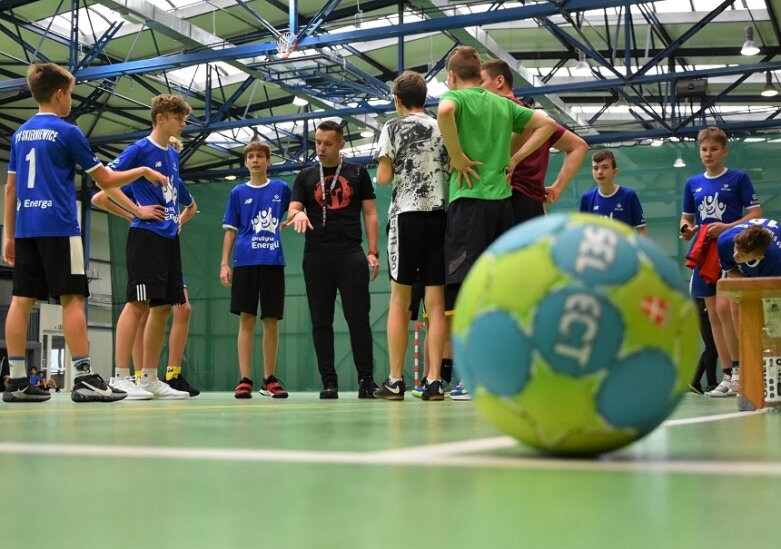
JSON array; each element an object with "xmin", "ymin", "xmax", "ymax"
[{"xmin": 690, "ymin": 266, "xmax": 722, "ymax": 298}]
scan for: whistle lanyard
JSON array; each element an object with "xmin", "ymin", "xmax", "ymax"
[{"xmin": 318, "ymin": 160, "xmax": 342, "ymax": 228}]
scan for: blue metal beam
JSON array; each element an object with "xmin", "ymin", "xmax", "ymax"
[
  {"xmin": 75, "ymin": 22, "xmax": 123, "ymax": 72},
  {"xmin": 298, "ymin": 0, "xmax": 343, "ymax": 38},
  {"xmin": 0, "ymin": 18, "xmax": 51, "ymax": 63},
  {"xmin": 516, "ymin": 61, "xmax": 781, "ymax": 96},
  {"xmin": 633, "ymin": 0, "xmax": 733, "ymax": 79},
  {"xmin": 234, "ymin": 0, "xmax": 283, "ymax": 40},
  {"xmin": 0, "ymin": 0, "xmax": 649, "ymax": 92},
  {"xmin": 0, "ymin": 0, "xmax": 39, "ymax": 8}
]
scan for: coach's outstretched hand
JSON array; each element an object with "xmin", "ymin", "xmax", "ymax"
[{"xmin": 285, "ymin": 210, "xmax": 314, "ymax": 233}]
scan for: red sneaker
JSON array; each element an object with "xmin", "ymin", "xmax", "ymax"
[
  {"xmin": 260, "ymin": 376, "xmax": 289, "ymax": 399},
  {"xmin": 234, "ymin": 378, "xmax": 253, "ymax": 399}
]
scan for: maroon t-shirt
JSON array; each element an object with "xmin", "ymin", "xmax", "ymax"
[{"xmin": 506, "ymin": 96, "xmax": 566, "ymax": 203}]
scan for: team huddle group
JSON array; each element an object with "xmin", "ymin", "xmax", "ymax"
[{"xmin": 2, "ymin": 45, "xmax": 777, "ymax": 404}]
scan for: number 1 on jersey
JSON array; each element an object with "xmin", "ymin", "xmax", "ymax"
[{"xmin": 25, "ymin": 148, "xmax": 36, "ymax": 189}]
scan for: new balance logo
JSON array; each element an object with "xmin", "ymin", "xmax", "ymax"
[
  {"xmin": 155, "ymin": 161, "xmax": 162, "ymax": 168},
  {"xmin": 244, "ymin": 198, "xmax": 253, "ymax": 205}
]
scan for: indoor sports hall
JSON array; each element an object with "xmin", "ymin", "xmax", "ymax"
[{"xmin": 1, "ymin": 1, "xmax": 780, "ymax": 548}]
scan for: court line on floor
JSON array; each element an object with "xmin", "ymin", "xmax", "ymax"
[
  {"xmin": 1, "ymin": 439, "xmax": 779, "ymax": 477},
  {"xmin": 0, "ymin": 410, "xmax": 774, "ymax": 476}
]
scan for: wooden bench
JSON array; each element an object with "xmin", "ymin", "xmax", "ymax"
[{"xmin": 717, "ymin": 276, "xmax": 781, "ymax": 410}]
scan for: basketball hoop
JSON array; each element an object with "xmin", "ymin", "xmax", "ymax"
[{"xmin": 275, "ymin": 32, "xmax": 294, "ymax": 59}]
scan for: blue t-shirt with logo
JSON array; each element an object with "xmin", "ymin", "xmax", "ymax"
[
  {"xmin": 108, "ymin": 137, "xmax": 192, "ymax": 239},
  {"xmin": 8, "ymin": 113, "xmax": 101, "ymax": 237},
  {"xmin": 718, "ymin": 218, "xmax": 781, "ymax": 277},
  {"xmin": 222, "ymin": 180, "xmax": 291, "ymax": 267},
  {"xmin": 682, "ymin": 169, "xmax": 760, "ymax": 225},
  {"xmin": 579, "ymin": 185, "xmax": 646, "ymax": 229}
]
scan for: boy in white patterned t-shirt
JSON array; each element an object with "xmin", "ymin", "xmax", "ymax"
[{"xmin": 373, "ymin": 70, "xmax": 450, "ymax": 401}]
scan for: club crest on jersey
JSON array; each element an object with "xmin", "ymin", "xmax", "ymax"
[
  {"xmin": 252, "ymin": 207, "xmax": 279, "ymax": 235},
  {"xmin": 698, "ymin": 192, "xmax": 726, "ymax": 221}
]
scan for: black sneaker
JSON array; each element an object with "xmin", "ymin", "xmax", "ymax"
[
  {"xmin": 358, "ymin": 377, "xmax": 378, "ymax": 399},
  {"xmin": 168, "ymin": 375, "xmax": 201, "ymax": 397},
  {"xmin": 3, "ymin": 377, "xmax": 51, "ymax": 403},
  {"xmin": 320, "ymin": 382, "xmax": 338, "ymax": 399},
  {"xmin": 422, "ymin": 379, "xmax": 445, "ymax": 401},
  {"xmin": 71, "ymin": 373, "xmax": 127, "ymax": 403},
  {"xmin": 688, "ymin": 383, "xmax": 704, "ymax": 395},
  {"xmin": 373, "ymin": 377, "xmax": 406, "ymax": 400}
]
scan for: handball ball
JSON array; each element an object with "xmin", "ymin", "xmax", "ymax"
[{"xmin": 452, "ymin": 213, "xmax": 698, "ymax": 456}]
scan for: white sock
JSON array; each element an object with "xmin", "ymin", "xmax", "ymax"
[
  {"xmin": 72, "ymin": 357, "xmax": 91, "ymax": 377},
  {"xmin": 115, "ymin": 367, "xmax": 131, "ymax": 379},
  {"xmin": 389, "ymin": 376, "xmax": 402, "ymax": 383},
  {"xmin": 9, "ymin": 357, "xmax": 26, "ymax": 379},
  {"xmin": 139, "ymin": 368, "xmax": 157, "ymax": 383}
]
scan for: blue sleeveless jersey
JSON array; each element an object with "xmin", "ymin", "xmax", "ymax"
[{"xmin": 8, "ymin": 113, "xmax": 101, "ymax": 237}]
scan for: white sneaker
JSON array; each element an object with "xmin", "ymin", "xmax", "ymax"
[
  {"xmin": 138, "ymin": 377, "xmax": 190, "ymax": 400},
  {"xmin": 706, "ymin": 375, "xmax": 735, "ymax": 398},
  {"xmin": 730, "ymin": 372, "xmax": 741, "ymax": 395},
  {"xmin": 110, "ymin": 376, "xmax": 154, "ymax": 400}
]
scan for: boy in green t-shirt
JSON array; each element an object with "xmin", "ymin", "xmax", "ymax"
[
  {"xmin": 437, "ymin": 46, "xmax": 556, "ymax": 400},
  {"xmin": 437, "ymin": 46, "xmax": 555, "ymax": 306}
]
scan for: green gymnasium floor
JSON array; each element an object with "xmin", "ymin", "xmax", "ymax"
[{"xmin": 1, "ymin": 392, "xmax": 778, "ymax": 549}]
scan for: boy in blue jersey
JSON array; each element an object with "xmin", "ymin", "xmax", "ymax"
[
  {"xmin": 580, "ymin": 150, "xmax": 647, "ymax": 235},
  {"xmin": 680, "ymin": 126, "xmax": 763, "ymax": 397},
  {"xmin": 92, "ymin": 136, "xmax": 200, "ymax": 397},
  {"xmin": 101, "ymin": 94, "xmax": 195, "ymax": 400},
  {"xmin": 2, "ymin": 63, "xmax": 167, "ymax": 403},
  {"xmin": 719, "ymin": 219, "xmax": 781, "ymax": 278},
  {"xmin": 715, "ymin": 220, "xmax": 781, "ymax": 390},
  {"xmin": 220, "ymin": 141, "xmax": 291, "ymax": 399}
]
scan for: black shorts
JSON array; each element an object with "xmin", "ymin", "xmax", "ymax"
[
  {"xmin": 12, "ymin": 236, "xmax": 89, "ymax": 300},
  {"xmin": 230, "ymin": 265, "xmax": 285, "ymax": 319},
  {"xmin": 387, "ymin": 210, "xmax": 446, "ymax": 286},
  {"xmin": 126, "ymin": 228, "xmax": 185, "ymax": 307},
  {"xmin": 444, "ymin": 197, "xmax": 514, "ymax": 286},
  {"xmin": 409, "ymin": 278, "xmax": 425, "ymax": 321},
  {"xmin": 511, "ymin": 189, "xmax": 545, "ymax": 225}
]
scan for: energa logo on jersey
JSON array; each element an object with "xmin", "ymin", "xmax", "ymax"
[
  {"xmin": 698, "ymin": 192, "xmax": 726, "ymax": 221},
  {"xmin": 252, "ymin": 207, "xmax": 279, "ymax": 235}
]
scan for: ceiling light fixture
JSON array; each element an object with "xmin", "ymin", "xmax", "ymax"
[
  {"xmin": 572, "ymin": 51, "xmax": 591, "ymax": 76},
  {"xmin": 355, "ymin": 0, "xmax": 364, "ymax": 28},
  {"xmin": 650, "ymin": 139, "xmax": 664, "ymax": 147},
  {"xmin": 741, "ymin": 26, "xmax": 760, "ymax": 56},
  {"xmin": 292, "ymin": 96, "xmax": 309, "ymax": 107},
  {"xmin": 360, "ymin": 130, "xmax": 374, "ymax": 138},
  {"xmin": 225, "ymin": 175, "xmax": 237, "ymax": 181},
  {"xmin": 761, "ymin": 71, "xmax": 779, "ymax": 97},
  {"xmin": 673, "ymin": 155, "xmax": 686, "ymax": 168}
]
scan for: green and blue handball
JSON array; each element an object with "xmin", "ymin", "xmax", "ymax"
[{"xmin": 453, "ymin": 213, "xmax": 698, "ymax": 456}]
